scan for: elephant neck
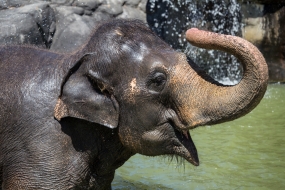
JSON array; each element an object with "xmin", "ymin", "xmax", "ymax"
[
  {"xmin": 87, "ymin": 132, "xmax": 134, "ymax": 189},
  {"xmin": 59, "ymin": 117, "xmax": 134, "ymax": 188}
]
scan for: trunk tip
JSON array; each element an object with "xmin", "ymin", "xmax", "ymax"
[{"xmin": 186, "ymin": 28, "xmax": 201, "ymax": 43}]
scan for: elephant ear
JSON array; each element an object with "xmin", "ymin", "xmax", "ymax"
[{"xmin": 54, "ymin": 54, "xmax": 119, "ymax": 129}]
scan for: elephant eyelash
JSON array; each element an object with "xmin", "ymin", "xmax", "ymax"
[{"xmin": 146, "ymin": 71, "xmax": 167, "ymax": 92}]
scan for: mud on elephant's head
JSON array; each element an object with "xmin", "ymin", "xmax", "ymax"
[{"xmin": 55, "ymin": 19, "xmax": 268, "ymax": 166}]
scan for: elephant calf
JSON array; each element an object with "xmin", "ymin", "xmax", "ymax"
[{"xmin": 0, "ymin": 19, "xmax": 268, "ymax": 189}]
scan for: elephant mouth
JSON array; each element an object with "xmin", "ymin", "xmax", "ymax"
[
  {"xmin": 164, "ymin": 109, "xmax": 199, "ymax": 166},
  {"xmin": 173, "ymin": 128, "xmax": 199, "ymax": 166}
]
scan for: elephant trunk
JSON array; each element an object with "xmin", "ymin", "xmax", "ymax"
[{"xmin": 170, "ymin": 28, "xmax": 268, "ymax": 130}]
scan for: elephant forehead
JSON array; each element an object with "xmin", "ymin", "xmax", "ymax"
[{"xmin": 121, "ymin": 42, "xmax": 149, "ymax": 63}]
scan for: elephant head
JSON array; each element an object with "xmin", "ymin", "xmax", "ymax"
[{"xmin": 54, "ymin": 20, "xmax": 268, "ymax": 166}]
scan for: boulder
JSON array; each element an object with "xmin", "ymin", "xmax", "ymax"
[
  {"xmin": 0, "ymin": 0, "xmax": 147, "ymax": 53},
  {"xmin": 50, "ymin": 6, "xmax": 97, "ymax": 52},
  {"xmin": 0, "ymin": 2, "xmax": 55, "ymax": 48}
]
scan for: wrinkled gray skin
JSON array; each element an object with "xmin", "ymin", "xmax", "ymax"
[{"xmin": 0, "ymin": 19, "xmax": 268, "ymax": 189}]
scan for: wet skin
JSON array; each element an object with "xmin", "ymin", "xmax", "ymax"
[{"xmin": 0, "ymin": 19, "xmax": 268, "ymax": 189}]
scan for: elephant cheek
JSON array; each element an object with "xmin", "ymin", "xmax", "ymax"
[
  {"xmin": 122, "ymin": 78, "xmax": 140, "ymax": 104},
  {"xmin": 118, "ymin": 127, "xmax": 140, "ymax": 153},
  {"xmin": 140, "ymin": 130, "xmax": 166, "ymax": 155}
]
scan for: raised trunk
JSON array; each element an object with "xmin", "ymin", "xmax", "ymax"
[{"xmin": 170, "ymin": 28, "xmax": 268, "ymax": 129}]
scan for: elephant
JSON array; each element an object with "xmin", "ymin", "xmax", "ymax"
[{"xmin": 0, "ymin": 19, "xmax": 268, "ymax": 189}]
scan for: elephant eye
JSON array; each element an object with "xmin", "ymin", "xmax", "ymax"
[{"xmin": 147, "ymin": 72, "xmax": 167, "ymax": 92}]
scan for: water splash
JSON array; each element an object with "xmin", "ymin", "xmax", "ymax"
[{"xmin": 147, "ymin": 0, "xmax": 243, "ymax": 84}]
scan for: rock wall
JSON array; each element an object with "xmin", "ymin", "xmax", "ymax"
[
  {"xmin": 0, "ymin": 0, "xmax": 147, "ymax": 52},
  {"xmin": 241, "ymin": 1, "xmax": 285, "ymax": 81}
]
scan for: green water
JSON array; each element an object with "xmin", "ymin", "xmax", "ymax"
[{"xmin": 112, "ymin": 84, "xmax": 285, "ymax": 189}]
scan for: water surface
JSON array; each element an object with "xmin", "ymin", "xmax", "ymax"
[{"xmin": 112, "ymin": 84, "xmax": 285, "ymax": 189}]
